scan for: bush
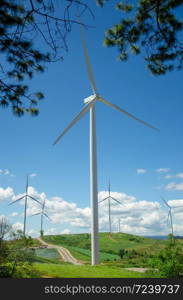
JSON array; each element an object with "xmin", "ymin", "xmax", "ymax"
[
  {"xmin": 150, "ymin": 236, "xmax": 183, "ymax": 277},
  {"xmin": 0, "ymin": 262, "xmax": 40, "ymax": 278},
  {"xmin": 119, "ymin": 248, "xmax": 126, "ymax": 259},
  {"xmin": 0, "ymin": 264, "xmax": 13, "ymax": 277},
  {"xmin": 0, "ymin": 231, "xmax": 39, "ymax": 278}
]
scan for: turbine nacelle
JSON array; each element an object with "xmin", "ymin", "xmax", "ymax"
[{"xmin": 83, "ymin": 94, "xmax": 98, "ymax": 104}]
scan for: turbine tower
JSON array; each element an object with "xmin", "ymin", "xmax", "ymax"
[
  {"xmin": 53, "ymin": 26, "xmax": 158, "ymax": 265},
  {"xmin": 9, "ymin": 175, "xmax": 41, "ymax": 236},
  {"xmin": 99, "ymin": 180, "xmax": 122, "ymax": 234},
  {"xmin": 31, "ymin": 198, "xmax": 50, "ymax": 237}
]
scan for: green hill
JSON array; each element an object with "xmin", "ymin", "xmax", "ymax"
[{"xmin": 41, "ymin": 232, "xmax": 168, "ymax": 265}]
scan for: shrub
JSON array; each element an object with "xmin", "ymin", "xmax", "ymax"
[
  {"xmin": 119, "ymin": 248, "xmax": 126, "ymax": 259},
  {"xmin": 150, "ymin": 236, "xmax": 183, "ymax": 277}
]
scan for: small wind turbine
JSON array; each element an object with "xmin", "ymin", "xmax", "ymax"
[
  {"xmin": 161, "ymin": 196, "xmax": 183, "ymax": 239},
  {"xmin": 99, "ymin": 180, "xmax": 122, "ymax": 234},
  {"xmin": 31, "ymin": 198, "xmax": 51, "ymax": 237},
  {"xmin": 53, "ymin": 26, "xmax": 158, "ymax": 265},
  {"xmin": 118, "ymin": 218, "xmax": 121, "ymax": 233},
  {"xmin": 9, "ymin": 175, "xmax": 41, "ymax": 236}
]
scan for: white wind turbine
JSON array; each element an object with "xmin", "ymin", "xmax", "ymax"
[
  {"xmin": 99, "ymin": 180, "xmax": 122, "ymax": 234},
  {"xmin": 53, "ymin": 26, "xmax": 158, "ymax": 265},
  {"xmin": 9, "ymin": 175, "xmax": 41, "ymax": 236},
  {"xmin": 118, "ymin": 218, "xmax": 121, "ymax": 233},
  {"xmin": 161, "ymin": 196, "xmax": 183, "ymax": 238},
  {"xmin": 31, "ymin": 198, "xmax": 51, "ymax": 237}
]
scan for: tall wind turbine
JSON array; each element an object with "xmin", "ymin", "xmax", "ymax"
[
  {"xmin": 99, "ymin": 180, "xmax": 122, "ymax": 234},
  {"xmin": 53, "ymin": 26, "xmax": 158, "ymax": 265},
  {"xmin": 9, "ymin": 175, "xmax": 41, "ymax": 236},
  {"xmin": 161, "ymin": 196, "xmax": 183, "ymax": 239},
  {"xmin": 31, "ymin": 198, "xmax": 51, "ymax": 237}
]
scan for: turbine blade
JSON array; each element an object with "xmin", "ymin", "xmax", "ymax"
[
  {"xmin": 160, "ymin": 196, "xmax": 171, "ymax": 208},
  {"xmin": 30, "ymin": 212, "xmax": 41, "ymax": 217},
  {"xmin": 110, "ymin": 196, "xmax": 122, "ymax": 205},
  {"xmin": 43, "ymin": 213, "xmax": 51, "ymax": 221},
  {"xmin": 28, "ymin": 195, "xmax": 41, "ymax": 205},
  {"xmin": 26, "ymin": 174, "xmax": 29, "ymax": 194},
  {"xmin": 99, "ymin": 97, "xmax": 159, "ymax": 131},
  {"xmin": 167, "ymin": 210, "xmax": 171, "ymax": 225},
  {"xmin": 98, "ymin": 196, "xmax": 109, "ymax": 203},
  {"xmin": 53, "ymin": 101, "xmax": 92, "ymax": 145},
  {"xmin": 80, "ymin": 25, "xmax": 98, "ymax": 94},
  {"xmin": 8, "ymin": 195, "xmax": 25, "ymax": 205}
]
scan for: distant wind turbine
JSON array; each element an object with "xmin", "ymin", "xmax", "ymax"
[
  {"xmin": 53, "ymin": 25, "xmax": 158, "ymax": 265},
  {"xmin": 31, "ymin": 198, "xmax": 51, "ymax": 237},
  {"xmin": 9, "ymin": 175, "xmax": 41, "ymax": 236},
  {"xmin": 161, "ymin": 196, "xmax": 183, "ymax": 238},
  {"xmin": 99, "ymin": 180, "xmax": 122, "ymax": 234},
  {"xmin": 118, "ymin": 218, "xmax": 121, "ymax": 233}
]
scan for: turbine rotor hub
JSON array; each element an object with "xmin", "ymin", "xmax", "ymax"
[{"xmin": 83, "ymin": 94, "xmax": 98, "ymax": 104}]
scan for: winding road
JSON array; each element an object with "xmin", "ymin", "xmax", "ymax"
[{"xmin": 37, "ymin": 237, "xmax": 83, "ymax": 265}]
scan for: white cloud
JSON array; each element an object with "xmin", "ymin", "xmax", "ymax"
[
  {"xmin": 0, "ymin": 187, "xmax": 14, "ymax": 203},
  {"xmin": 136, "ymin": 169, "xmax": 146, "ymax": 174},
  {"xmin": 165, "ymin": 182, "xmax": 183, "ymax": 191},
  {"xmin": 0, "ymin": 169, "xmax": 14, "ymax": 177},
  {"xmin": 10, "ymin": 186, "xmax": 183, "ymax": 236},
  {"xmin": 29, "ymin": 173, "xmax": 37, "ymax": 178},
  {"xmin": 27, "ymin": 229, "xmax": 39, "ymax": 237},
  {"xmin": 166, "ymin": 199, "xmax": 183, "ymax": 208},
  {"xmin": 61, "ymin": 229, "xmax": 71, "ymax": 234},
  {"xmin": 176, "ymin": 173, "xmax": 183, "ymax": 178},
  {"xmin": 164, "ymin": 174, "xmax": 173, "ymax": 179},
  {"xmin": 156, "ymin": 168, "xmax": 170, "ymax": 173},
  {"xmin": 44, "ymin": 227, "xmax": 70, "ymax": 235},
  {"xmin": 12, "ymin": 222, "xmax": 24, "ymax": 232},
  {"xmin": 98, "ymin": 191, "xmax": 136, "ymax": 203},
  {"xmin": 9, "ymin": 212, "xmax": 18, "ymax": 217},
  {"xmin": 164, "ymin": 173, "xmax": 183, "ymax": 179}
]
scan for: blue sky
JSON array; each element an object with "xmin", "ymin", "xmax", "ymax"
[{"xmin": 0, "ymin": 1, "xmax": 183, "ymax": 237}]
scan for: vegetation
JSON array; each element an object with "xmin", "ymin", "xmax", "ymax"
[
  {"xmin": 41, "ymin": 232, "xmax": 183, "ymax": 277},
  {"xmin": 98, "ymin": 0, "xmax": 183, "ymax": 75},
  {"xmin": 42, "ymin": 232, "xmax": 166, "ymax": 259},
  {"xmin": 34, "ymin": 262, "xmax": 147, "ymax": 278},
  {"xmin": 1, "ymin": 227, "xmax": 183, "ymax": 278},
  {"xmin": 1, "ymin": 1, "xmax": 182, "ymax": 117},
  {"xmin": 149, "ymin": 234, "xmax": 183, "ymax": 277},
  {"xmin": 0, "ymin": 218, "xmax": 40, "ymax": 278},
  {"xmin": 0, "ymin": 0, "xmax": 90, "ymax": 116}
]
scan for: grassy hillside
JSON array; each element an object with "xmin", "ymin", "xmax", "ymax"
[
  {"xmin": 42, "ymin": 232, "xmax": 166, "ymax": 252},
  {"xmin": 42, "ymin": 232, "xmax": 167, "ymax": 264}
]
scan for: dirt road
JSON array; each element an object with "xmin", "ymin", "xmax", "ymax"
[{"xmin": 37, "ymin": 237, "xmax": 83, "ymax": 265}]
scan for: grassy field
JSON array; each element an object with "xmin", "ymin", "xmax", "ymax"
[{"xmin": 34, "ymin": 262, "xmax": 153, "ymax": 278}]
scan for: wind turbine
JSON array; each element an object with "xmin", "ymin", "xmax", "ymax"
[
  {"xmin": 161, "ymin": 196, "xmax": 183, "ymax": 239},
  {"xmin": 53, "ymin": 25, "xmax": 158, "ymax": 265},
  {"xmin": 9, "ymin": 175, "xmax": 41, "ymax": 236},
  {"xmin": 118, "ymin": 218, "xmax": 121, "ymax": 233},
  {"xmin": 31, "ymin": 198, "xmax": 51, "ymax": 237},
  {"xmin": 99, "ymin": 180, "xmax": 122, "ymax": 235}
]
